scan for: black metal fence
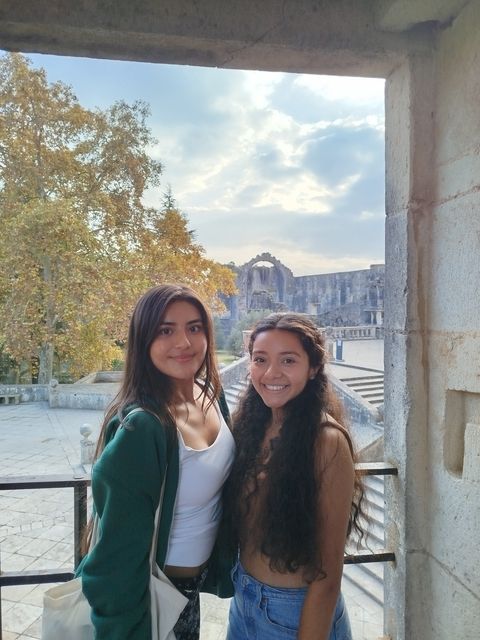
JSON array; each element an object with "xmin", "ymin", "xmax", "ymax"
[{"xmin": 0, "ymin": 463, "xmax": 397, "ymax": 638}]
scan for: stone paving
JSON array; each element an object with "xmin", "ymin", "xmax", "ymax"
[
  {"xmin": 333, "ymin": 340, "xmax": 384, "ymax": 371},
  {"xmin": 0, "ymin": 401, "xmax": 383, "ymax": 639}
]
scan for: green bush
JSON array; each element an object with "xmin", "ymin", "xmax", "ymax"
[
  {"xmin": 226, "ymin": 310, "xmax": 271, "ymax": 356},
  {"xmin": 110, "ymin": 359, "xmax": 125, "ymax": 371}
]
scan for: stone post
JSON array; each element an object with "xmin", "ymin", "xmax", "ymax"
[
  {"xmin": 80, "ymin": 423, "xmax": 95, "ymax": 465},
  {"xmin": 49, "ymin": 378, "xmax": 59, "ymax": 408},
  {"xmin": 384, "ymin": 51, "xmax": 435, "ymax": 640}
]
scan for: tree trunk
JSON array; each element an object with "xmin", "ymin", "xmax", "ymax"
[
  {"xmin": 38, "ymin": 253, "xmax": 55, "ymax": 384},
  {"xmin": 38, "ymin": 342, "xmax": 54, "ymax": 384}
]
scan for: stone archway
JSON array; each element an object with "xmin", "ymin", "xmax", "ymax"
[{"xmin": 236, "ymin": 252, "xmax": 294, "ymax": 314}]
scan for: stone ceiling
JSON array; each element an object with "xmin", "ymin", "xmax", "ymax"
[{"xmin": 0, "ymin": 1, "xmax": 472, "ymax": 77}]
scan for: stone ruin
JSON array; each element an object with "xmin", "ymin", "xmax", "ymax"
[{"xmin": 221, "ymin": 252, "xmax": 384, "ymax": 329}]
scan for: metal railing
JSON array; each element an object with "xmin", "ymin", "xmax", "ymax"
[
  {"xmin": 0, "ymin": 463, "xmax": 397, "ymax": 638},
  {"xmin": 0, "ymin": 474, "xmax": 90, "ymax": 637}
]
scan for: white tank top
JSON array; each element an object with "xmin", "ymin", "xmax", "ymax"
[{"xmin": 164, "ymin": 404, "xmax": 235, "ymax": 567}]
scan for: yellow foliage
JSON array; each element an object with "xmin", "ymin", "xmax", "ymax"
[{"xmin": 0, "ymin": 53, "xmax": 236, "ymax": 382}]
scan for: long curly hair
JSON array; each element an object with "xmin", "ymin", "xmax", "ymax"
[{"xmin": 226, "ymin": 313, "xmax": 365, "ymax": 581}]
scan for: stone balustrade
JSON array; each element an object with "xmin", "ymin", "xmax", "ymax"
[
  {"xmin": 0, "ymin": 384, "xmax": 49, "ymax": 403},
  {"xmin": 324, "ymin": 325, "xmax": 384, "ymax": 340}
]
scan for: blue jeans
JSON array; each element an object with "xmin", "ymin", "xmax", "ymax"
[{"xmin": 227, "ymin": 560, "xmax": 352, "ymax": 640}]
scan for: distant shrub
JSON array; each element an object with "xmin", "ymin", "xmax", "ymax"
[{"xmin": 110, "ymin": 359, "xmax": 125, "ymax": 371}]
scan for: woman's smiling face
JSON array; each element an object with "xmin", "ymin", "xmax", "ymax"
[
  {"xmin": 149, "ymin": 300, "xmax": 207, "ymax": 382},
  {"xmin": 249, "ymin": 328, "xmax": 316, "ymax": 412}
]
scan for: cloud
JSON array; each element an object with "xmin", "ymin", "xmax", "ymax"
[
  {"xmin": 301, "ymin": 124, "xmax": 384, "ymax": 187},
  {"xmin": 196, "ymin": 225, "xmax": 382, "ymax": 276},
  {"xmin": 269, "ymin": 73, "xmax": 385, "ymax": 124},
  {"xmin": 295, "ymin": 75, "xmax": 385, "ymax": 110},
  {"xmin": 27, "ymin": 55, "xmax": 386, "ymax": 274},
  {"xmin": 359, "ymin": 210, "xmax": 376, "ymax": 220}
]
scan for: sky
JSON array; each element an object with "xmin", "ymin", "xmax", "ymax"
[{"xmin": 27, "ymin": 53, "xmax": 385, "ymax": 276}]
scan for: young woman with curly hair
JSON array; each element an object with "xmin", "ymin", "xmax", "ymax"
[
  {"xmin": 76, "ymin": 284, "xmax": 235, "ymax": 640},
  {"xmin": 226, "ymin": 313, "xmax": 364, "ymax": 640}
]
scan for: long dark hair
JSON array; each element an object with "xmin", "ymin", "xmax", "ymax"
[
  {"xmin": 83, "ymin": 283, "xmax": 220, "ymax": 552},
  {"xmin": 226, "ymin": 313, "xmax": 365, "ymax": 581},
  {"xmin": 95, "ymin": 283, "xmax": 220, "ymax": 454}
]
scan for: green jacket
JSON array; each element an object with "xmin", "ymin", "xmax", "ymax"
[{"xmin": 77, "ymin": 393, "xmax": 234, "ymax": 640}]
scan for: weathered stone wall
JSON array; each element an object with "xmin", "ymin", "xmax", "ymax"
[
  {"xmin": 218, "ymin": 356, "xmax": 249, "ymax": 389},
  {"xmin": 48, "ymin": 383, "xmax": 119, "ymax": 410},
  {"xmin": 228, "ymin": 255, "xmax": 384, "ymax": 327},
  {"xmin": 0, "ymin": 384, "xmax": 49, "ymax": 402},
  {"xmin": 384, "ymin": 3, "xmax": 480, "ymax": 638},
  {"xmin": 293, "ymin": 264, "xmax": 384, "ymax": 325},
  {"xmin": 45, "ymin": 361, "xmax": 250, "ymax": 410},
  {"xmin": 330, "ymin": 375, "xmax": 383, "ymax": 428},
  {"xmin": 422, "ymin": 3, "xmax": 480, "ymax": 635}
]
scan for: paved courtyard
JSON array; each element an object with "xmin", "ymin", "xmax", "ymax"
[{"xmin": 0, "ymin": 400, "xmax": 383, "ymax": 639}]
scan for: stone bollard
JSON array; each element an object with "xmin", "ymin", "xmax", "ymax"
[
  {"xmin": 80, "ymin": 423, "xmax": 96, "ymax": 465},
  {"xmin": 49, "ymin": 377, "xmax": 59, "ymax": 408}
]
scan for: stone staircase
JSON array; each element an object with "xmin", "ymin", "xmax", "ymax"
[
  {"xmin": 332, "ymin": 371, "xmax": 386, "ymax": 605},
  {"xmin": 224, "ymin": 380, "xmax": 248, "ymax": 411},
  {"xmin": 344, "ymin": 474, "xmax": 386, "ymax": 605},
  {"xmin": 225, "ymin": 373, "xmax": 385, "ymax": 410},
  {"xmin": 339, "ymin": 373, "xmax": 384, "ymax": 406}
]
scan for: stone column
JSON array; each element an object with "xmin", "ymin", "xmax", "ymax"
[
  {"xmin": 385, "ymin": 4, "xmax": 480, "ymax": 635},
  {"xmin": 384, "ymin": 50, "xmax": 435, "ymax": 640}
]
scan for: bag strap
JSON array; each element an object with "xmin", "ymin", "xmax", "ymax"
[
  {"xmin": 89, "ymin": 407, "xmax": 170, "ymax": 557},
  {"xmin": 119, "ymin": 405, "xmax": 176, "ymax": 453},
  {"xmin": 87, "ymin": 407, "xmax": 145, "ymax": 553},
  {"xmin": 218, "ymin": 387, "xmax": 231, "ymax": 427},
  {"xmin": 119, "ymin": 406, "xmax": 171, "ymax": 572},
  {"xmin": 150, "ymin": 476, "xmax": 166, "ymax": 570},
  {"xmin": 118, "ymin": 406, "xmax": 146, "ymax": 428},
  {"xmin": 89, "ymin": 513, "xmax": 100, "ymax": 550}
]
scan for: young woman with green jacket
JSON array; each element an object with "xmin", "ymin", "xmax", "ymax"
[{"xmin": 77, "ymin": 284, "xmax": 235, "ymax": 640}]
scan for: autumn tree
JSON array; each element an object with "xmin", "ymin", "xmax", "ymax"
[
  {"xmin": 134, "ymin": 202, "xmax": 236, "ymax": 313},
  {"xmin": 0, "ymin": 53, "xmax": 236, "ymax": 383}
]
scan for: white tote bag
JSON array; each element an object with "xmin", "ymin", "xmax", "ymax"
[
  {"xmin": 41, "ymin": 563, "xmax": 187, "ymax": 640},
  {"xmin": 148, "ymin": 480, "xmax": 188, "ymax": 640},
  {"xmin": 41, "ymin": 577, "xmax": 94, "ymax": 640},
  {"xmin": 41, "ymin": 516, "xmax": 101, "ymax": 640},
  {"xmin": 150, "ymin": 565, "xmax": 189, "ymax": 640},
  {"xmin": 42, "ymin": 431, "xmax": 188, "ymax": 639}
]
